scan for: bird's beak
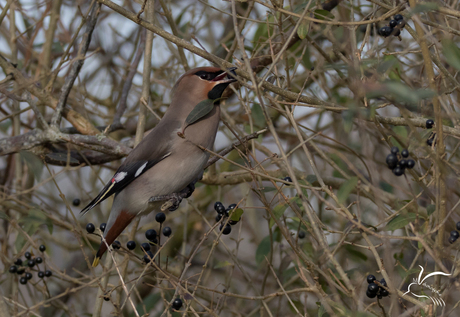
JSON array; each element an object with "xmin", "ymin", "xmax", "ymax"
[{"xmin": 212, "ymin": 67, "xmax": 237, "ymax": 84}]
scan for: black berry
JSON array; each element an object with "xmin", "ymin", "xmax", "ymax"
[
  {"xmin": 19, "ymin": 277, "xmax": 27, "ymax": 285},
  {"xmin": 381, "ymin": 289, "xmax": 389, "ymax": 297},
  {"xmin": 38, "ymin": 271, "xmax": 45, "ymax": 278},
  {"xmin": 14, "ymin": 259, "xmax": 22, "ymax": 266},
  {"xmin": 99, "ymin": 223, "xmax": 106, "ymax": 232},
  {"xmin": 145, "ymin": 229, "xmax": 157, "ymax": 241},
  {"xmin": 172, "ymin": 298, "xmax": 183, "ymax": 310},
  {"xmin": 144, "ymin": 251, "xmax": 154, "ymax": 263},
  {"xmin": 35, "ymin": 257, "xmax": 43, "ymax": 264},
  {"xmin": 399, "ymin": 159, "xmax": 407, "ymax": 168},
  {"xmin": 366, "ymin": 290, "xmax": 377, "ymax": 298},
  {"xmin": 214, "ymin": 202, "xmax": 225, "ymax": 214},
  {"xmin": 86, "ymin": 223, "xmax": 95, "ymax": 234},
  {"xmin": 27, "ymin": 260, "xmax": 35, "ymax": 268},
  {"xmin": 380, "ymin": 279, "xmax": 387, "ymax": 287},
  {"xmin": 112, "ymin": 241, "xmax": 121, "ymax": 250},
  {"xmin": 141, "ymin": 243, "xmax": 151, "ymax": 252},
  {"xmin": 298, "ymin": 231, "xmax": 306, "ymax": 239},
  {"xmin": 386, "ymin": 154, "xmax": 398, "ymax": 169},
  {"xmin": 394, "ymin": 14, "xmax": 403, "ymax": 21},
  {"xmin": 220, "ymin": 224, "xmax": 232, "ymax": 235},
  {"xmin": 426, "ymin": 119, "xmax": 434, "ymax": 129},
  {"xmin": 368, "ymin": 283, "xmax": 379, "ymax": 294},
  {"xmin": 451, "ymin": 231, "xmax": 460, "ymax": 239},
  {"xmin": 449, "ymin": 236, "xmax": 457, "ymax": 244},
  {"xmin": 72, "ymin": 198, "xmax": 81, "ymax": 206},
  {"xmin": 216, "ymin": 214, "xmax": 223, "ymax": 222},
  {"xmin": 39, "ymin": 245, "xmax": 46, "ymax": 252},
  {"xmin": 24, "ymin": 252, "xmax": 31, "ymax": 259},
  {"xmin": 127, "ymin": 241, "xmax": 136, "ymax": 250},
  {"xmin": 389, "ymin": 20, "xmax": 397, "ymax": 28},
  {"xmin": 457, "ymin": 221, "xmax": 460, "ymax": 231},
  {"xmin": 390, "ymin": 146, "xmax": 399, "ymax": 155},
  {"xmin": 25, "ymin": 272, "xmax": 33, "ymax": 280},
  {"xmin": 17, "ymin": 268, "xmax": 25, "ymax": 275},
  {"xmin": 379, "ymin": 26, "xmax": 392, "ymax": 37},
  {"xmin": 406, "ymin": 159, "xmax": 415, "ymax": 169},
  {"xmin": 229, "ymin": 219, "xmax": 239, "ymax": 225},
  {"xmin": 393, "ymin": 29, "xmax": 401, "ymax": 36},
  {"xmin": 9, "ymin": 266, "xmax": 17, "ymax": 273},
  {"xmin": 283, "ymin": 176, "xmax": 292, "ymax": 183},
  {"xmin": 104, "ymin": 296, "xmax": 110, "ymax": 301},
  {"xmin": 44, "ymin": 270, "xmax": 52, "ymax": 277},
  {"xmin": 392, "ymin": 166, "xmax": 404, "ymax": 176},
  {"xmin": 367, "ymin": 275, "xmax": 376, "ymax": 284},
  {"xmin": 427, "ymin": 138, "xmax": 434, "ymax": 146},
  {"xmin": 397, "ymin": 20, "xmax": 406, "ymax": 28},
  {"xmin": 155, "ymin": 212, "xmax": 166, "ymax": 223},
  {"xmin": 227, "ymin": 204, "xmax": 237, "ymax": 210},
  {"xmin": 401, "ymin": 149, "xmax": 409, "ymax": 158},
  {"xmin": 163, "ymin": 227, "xmax": 172, "ymax": 237}
]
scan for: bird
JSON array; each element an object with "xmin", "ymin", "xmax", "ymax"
[{"xmin": 81, "ymin": 66, "xmax": 237, "ymax": 266}]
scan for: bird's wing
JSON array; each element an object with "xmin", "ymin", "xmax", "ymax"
[
  {"xmin": 80, "ymin": 153, "xmax": 170, "ymax": 215},
  {"xmin": 81, "ymin": 120, "xmax": 179, "ymax": 215}
]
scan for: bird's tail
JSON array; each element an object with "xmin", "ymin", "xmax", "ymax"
[{"xmin": 92, "ymin": 210, "xmax": 136, "ymax": 267}]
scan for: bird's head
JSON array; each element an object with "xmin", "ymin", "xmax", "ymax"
[{"xmin": 171, "ymin": 66, "xmax": 237, "ymax": 102}]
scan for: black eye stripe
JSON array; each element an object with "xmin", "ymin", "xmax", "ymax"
[{"xmin": 194, "ymin": 71, "xmax": 222, "ymax": 81}]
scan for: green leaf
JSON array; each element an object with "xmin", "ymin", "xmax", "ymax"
[
  {"xmin": 426, "ymin": 204, "xmax": 435, "ymax": 216},
  {"xmin": 314, "ymin": 9, "xmax": 334, "ymax": 21},
  {"xmin": 297, "ymin": 20, "xmax": 309, "ymax": 39},
  {"xmin": 337, "ymin": 177, "xmax": 358, "ymax": 204},
  {"xmin": 442, "ymin": 39, "xmax": 460, "ymax": 70},
  {"xmin": 251, "ymin": 103, "xmax": 266, "ymax": 127},
  {"xmin": 306, "ymin": 174, "xmax": 317, "ymax": 185},
  {"xmin": 0, "ymin": 211, "xmax": 10, "ymax": 221},
  {"xmin": 344, "ymin": 245, "xmax": 367, "ymax": 262},
  {"xmin": 214, "ymin": 261, "xmax": 232, "ymax": 269},
  {"xmin": 45, "ymin": 153, "xmax": 80, "ymax": 165},
  {"xmin": 185, "ymin": 99, "xmax": 215, "ymax": 126},
  {"xmin": 385, "ymin": 213, "xmax": 417, "ymax": 231},
  {"xmin": 318, "ymin": 304, "xmax": 326, "ymax": 317},
  {"xmin": 255, "ymin": 235, "xmax": 272, "ymax": 265},
  {"xmin": 230, "ymin": 208, "xmax": 244, "ymax": 222},
  {"xmin": 270, "ymin": 203, "xmax": 288, "ymax": 227},
  {"xmin": 20, "ymin": 151, "xmax": 43, "ymax": 181},
  {"xmin": 411, "ymin": 2, "xmax": 438, "ymax": 14},
  {"xmin": 131, "ymin": 292, "xmax": 161, "ymax": 317}
]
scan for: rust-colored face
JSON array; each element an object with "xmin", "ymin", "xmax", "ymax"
[{"xmin": 172, "ymin": 67, "xmax": 237, "ymax": 101}]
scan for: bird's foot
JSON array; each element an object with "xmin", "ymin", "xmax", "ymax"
[
  {"xmin": 149, "ymin": 192, "xmax": 184, "ymax": 212},
  {"xmin": 148, "ymin": 178, "xmax": 200, "ymax": 211}
]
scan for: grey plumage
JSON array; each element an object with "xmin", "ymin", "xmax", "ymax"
[{"xmin": 82, "ymin": 66, "xmax": 237, "ymax": 266}]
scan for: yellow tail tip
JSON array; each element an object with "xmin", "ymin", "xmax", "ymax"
[{"xmin": 92, "ymin": 256, "xmax": 100, "ymax": 267}]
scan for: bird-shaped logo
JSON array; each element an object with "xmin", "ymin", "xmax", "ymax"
[{"xmin": 402, "ymin": 265, "xmax": 450, "ymax": 306}]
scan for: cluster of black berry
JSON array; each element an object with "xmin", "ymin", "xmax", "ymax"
[
  {"xmin": 366, "ymin": 275, "xmax": 389, "ymax": 299},
  {"xmin": 426, "ymin": 119, "xmax": 436, "ymax": 146},
  {"xmin": 214, "ymin": 202, "xmax": 240, "ymax": 235},
  {"xmin": 379, "ymin": 14, "xmax": 406, "ymax": 37},
  {"xmin": 85, "ymin": 212, "xmax": 172, "ymax": 264},
  {"xmin": 449, "ymin": 222, "xmax": 460, "ymax": 244},
  {"xmin": 8, "ymin": 245, "xmax": 52, "ymax": 285},
  {"xmin": 386, "ymin": 147, "xmax": 415, "ymax": 176}
]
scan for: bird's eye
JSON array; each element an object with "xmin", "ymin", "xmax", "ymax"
[{"xmin": 199, "ymin": 73, "xmax": 211, "ymax": 80}]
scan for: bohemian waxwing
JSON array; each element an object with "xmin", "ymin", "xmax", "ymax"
[{"xmin": 81, "ymin": 66, "xmax": 237, "ymax": 266}]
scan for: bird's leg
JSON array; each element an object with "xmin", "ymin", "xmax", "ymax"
[{"xmin": 148, "ymin": 173, "xmax": 203, "ymax": 211}]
